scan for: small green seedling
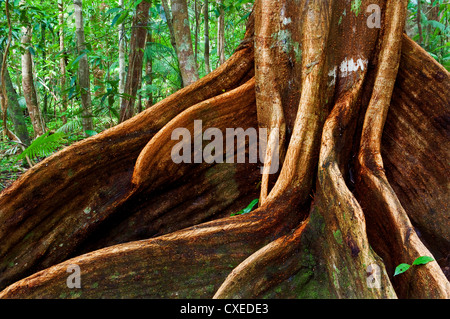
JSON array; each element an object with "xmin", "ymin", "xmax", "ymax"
[
  {"xmin": 394, "ymin": 256, "xmax": 435, "ymax": 276},
  {"xmin": 231, "ymin": 199, "xmax": 259, "ymax": 216}
]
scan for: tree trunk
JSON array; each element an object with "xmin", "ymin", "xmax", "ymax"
[
  {"xmin": 426, "ymin": 1, "xmax": 440, "ymax": 47},
  {"xmin": 160, "ymin": 0, "xmax": 184, "ymax": 84},
  {"xmin": 91, "ymin": 5, "xmax": 106, "ymax": 99},
  {"xmin": 417, "ymin": 0, "xmax": 423, "ymax": 46},
  {"xmin": 0, "ymin": 0, "xmax": 16, "ymax": 143},
  {"xmin": 119, "ymin": 0, "xmax": 151, "ymax": 123},
  {"xmin": 0, "ymin": 52, "xmax": 31, "ymax": 146},
  {"xmin": 118, "ymin": 0, "xmax": 126, "ymax": 113},
  {"xmin": 161, "ymin": 0, "xmax": 179, "ymax": 56},
  {"xmin": 73, "ymin": 0, "xmax": 94, "ymax": 134},
  {"xmin": 40, "ymin": 23, "xmax": 48, "ymax": 119},
  {"xmin": 204, "ymin": 0, "xmax": 211, "ymax": 74},
  {"xmin": 194, "ymin": 0, "xmax": 200, "ymax": 64},
  {"xmin": 145, "ymin": 29, "xmax": 153, "ymax": 108},
  {"xmin": 171, "ymin": 0, "xmax": 200, "ymax": 87},
  {"xmin": 59, "ymin": 0, "xmax": 68, "ymax": 125},
  {"xmin": 21, "ymin": 26, "xmax": 46, "ymax": 137},
  {"xmin": 0, "ymin": 0, "xmax": 449, "ymax": 299},
  {"xmin": 217, "ymin": 0, "xmax": 226, "ymax": 65}
]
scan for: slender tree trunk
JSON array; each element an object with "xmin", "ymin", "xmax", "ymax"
[
  {"xmin": 426, "ymin": 1, "xmax": 440, "ymax": 46},
  {"xmin": 0, "ymin": 52, "xmax": 30, "ymax": 146},
  {"xmin": 171, "ymin": 0, "xmax": 200, "ymax": 87},
  {"xmin": 73, "ymin": 0, "xmax": 94, "ymax": 134},
  {"xmin": 161, "ymin": 0, "xmax": 178, "ymax": 55},
  {"xmin": 21, "ymin": 26, "xmax": 45, "ymax": 137},
  {"xmin": 118, "ymin": 0, "xmax": 126, "ymax": 111},
  {"xmin": 119, "ymin": 0, "xmax": 151, "ymax": 123},
  {"xmin": 145, "ymin": 29, "xmax": 153, "ymax": 108},
  {"xmin": 417, "ymin": 0, "xmax": 423, "ymax": 46},
  {"xmin": 40, "ymin": 23, "xmax": 48, "ymax": 119},
  {"xmin": 194, "ymin": 0, "xmax": 200, "ymax": 64},
  {"xmin": 217, "ymin": 0, "xmax": 226, "ymax": 65},
  {"xmin": 204, "ymin": 0, "xmax": 211, "ymax": 74},
  {"xmin": 92, "ymin": 6, "xmax": 106, "ymax": 99},
  {"xmin": 93, "ymin": 69, "xmax": 105, "ymax": 98},
  {"xmin": 0, "ymin": 0, "xmax": 14, "ymax": 142},
  {"xmin": 59, "ymin": 0, "xmax": 68, "ymax": 125},
  {"xmin": 160, "ymin": 0, "xmax": 184, "ymax": 84}
]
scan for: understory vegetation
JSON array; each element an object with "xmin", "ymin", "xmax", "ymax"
[{"xmin": 0, "ymin": 0, "xmax": 253, "ymax": 190}]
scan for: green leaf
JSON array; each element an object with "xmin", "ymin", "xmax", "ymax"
[
  {"xmin": 351, "ymin": 0, "xmax": 362, "ymax": 16},
  {"xmin": 394, "ymin": 263, "xmax": 411, "ymax": 276},
  {"xmin": 110, "ymin": 13, "xmax": 122, "ymax": 27},
  {"xmin": 105, "ymin": 7, "xmax": 122, "ymax": 15},
  {"xmin": 28, "ymin": 46, "xmax": 36, "ymax": 56},
  {"xmin": 412, "ymin": 256, "xmax": 434, "ymax": 266},
  {"xmin": 231, "ymin": 199, "xmax": 259, "ymax": 216},
  {"xmin": 426, "ymin": 20, "xmax": 446, "ymax": 31},
  {"xmin": 111, "ymin": 12, "xmax": 128, "ymax": 27},
  {"xmin": 85, "ymin": 130, "xmax": 98, "ymax": 137},
  {"xmin": 67, "ymin": 52, "xmax": 87, "ymax": 69}
]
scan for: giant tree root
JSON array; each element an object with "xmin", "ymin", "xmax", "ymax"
[
  {"xmin": 0, "ymin": 38, "xmax": 256, "ymax": 289},
  {"xmin": 0, "ymin": 0, "xmax": 449, "ymax": 299},
  {"xmin": 381, "ymin": 37, "xmax": 450, "ymax": 259},
  {"xmin": 355, "ymin": 0, "xmax": 449, "ymax": 298}
]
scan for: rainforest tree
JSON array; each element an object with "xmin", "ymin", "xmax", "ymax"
[{"xmin": 0, "ymin": 0, "xmax": 449, "ymax": 299}]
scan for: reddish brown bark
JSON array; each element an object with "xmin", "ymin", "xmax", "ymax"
[{"xmin": 0, "ymin": 0, "xmax": 448, "ymax": 299}]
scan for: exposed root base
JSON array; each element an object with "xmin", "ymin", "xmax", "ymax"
[{"xmin": 0, "ymin": 1, "xmax": 449, "ymax": 299}]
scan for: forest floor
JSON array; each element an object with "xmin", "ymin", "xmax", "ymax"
[{"xmin": 0, "ymin": 141, "xmax": 28, "ymax": 192}]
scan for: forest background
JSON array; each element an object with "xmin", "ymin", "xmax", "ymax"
[{"xmin": 0, "ymin": 0, "xmax": 448, "ymax": 191}]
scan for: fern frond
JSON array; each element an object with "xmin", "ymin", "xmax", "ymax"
[
  {"xmin": 17, "ymin": 131, "xmax": 66, "ymax": 161},
  {"xmin": 56, "ymin": 118, "xmax": 82, "ymax": 134}
]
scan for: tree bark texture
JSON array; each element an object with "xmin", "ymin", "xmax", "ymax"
[
  {"xmin": 0, "ymin": 52, "xmax": 31, "ymax": 146},
  {"xmin": 59, "ymin": 0, "xmax": 68, "ymax": 125},
  {"xmin": 145, "ymin": 29, "xmax": 153, "ymax": 108},
  {"xmin": 217, "ymin": 0, "xmax": 226, "ymax": 66},
  {"xmin": 73, "ymin": 0, "xmax": 94, "ymax": 133},
  {"xmin": 118, "ymin": 0, "xmax": 126, "ymax": 111},
  {"xmin": 21, "ymin": 26, "xmax": 46, "ymax": 137},
  {"xmin": 204, "ymin": 0, "xmax": 211, "ymax": 74},
  {"xmin": 171, "ymin": 0, "xmax": 200, "ymax": 87},
  {"xmin": 0, "ymin": 0, "xmax": 448, "ymax": 299},
  {"xmin": 161, "ymin": 0, "xmax": 179, "ymax": 56}
]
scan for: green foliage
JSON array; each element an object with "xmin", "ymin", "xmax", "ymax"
[
  {"xmin": 231, "ymin": 199, "xmax": 259, "ymax": 216},
  {"xmin": 394, "ymin": 256, "xmax": 435, "ymax": 276},
  {"xmin": 16, "ymin": 131, "xmax": 66, "ymax": 161},
  {"xmin": 1, "ymin": 0, "xmax": 446, "ymax": 188},
  {"xmin": 0, "ymin": 0, "xmax": 254, "ymax": 186},
  {"xmin": 351, "ymin": 0, "xmax": 362, "ymax": 16},
  {"xmin": 407, "ymin": 0, "xmax": 450, "ymax": 70},
  {"xmin": 412, "ymin": 256, "xmax": 435, "ymax": 266},
  {"xmin": 0, "ymin": 140, "xmax": 26, "ymax": 191},
  {"xmin": 394, "ymin": 263, "xmax": 411, "ymax": 276},
  {"xmin": 85, "ymin": 129, "xmax": 97, "ymax": 137}
]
